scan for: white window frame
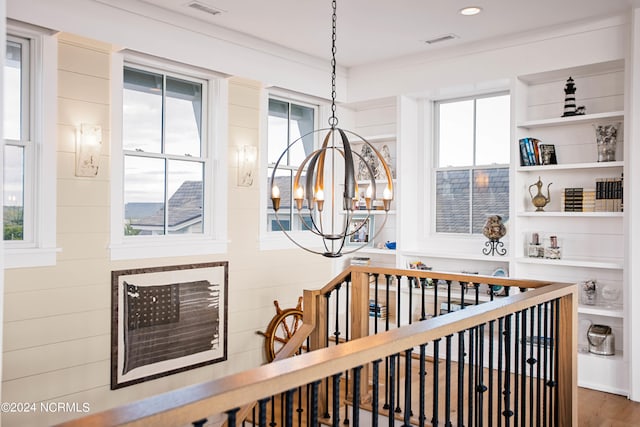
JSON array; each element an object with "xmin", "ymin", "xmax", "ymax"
[
  {"xmin": 433, "ymin": 92, "xmax": 510, "ymax": 236},
  {"xmin": 259, "ymin": 89, "xmax": 325, "ymax": 251},
  {"xmin": 4, "ymin": 21, "xmax": 57, "ymax": 268},
  {"xmin": 110, "ymin": 51, "xmax": 228, "ymax": 260}
]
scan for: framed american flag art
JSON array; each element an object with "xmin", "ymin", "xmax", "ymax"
[{"xmin": 111, "ymin": 261, "xmax": 228, "ymax": 389}]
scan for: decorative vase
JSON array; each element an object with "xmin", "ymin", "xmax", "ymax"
[
  {"xmin": 594, "ymin": 123, "xmax": 618, "ymax": 162},
  {"xmin": 482, "ymin": 215, "xmax": 506, "ymax": 241},
  {"xmin": 482, "ymin": 215, "xmax": 507, "ymax": 256},
  {"xmin": 529, "ymin": 177, "xmax": 552, "ymax": 211}
]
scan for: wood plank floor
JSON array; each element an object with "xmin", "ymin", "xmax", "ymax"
[{"xmin": 577, "ymin": 387, "xmax": 640, "ymax": 427}]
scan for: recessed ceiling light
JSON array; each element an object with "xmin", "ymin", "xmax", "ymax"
[{"xmin": 459, "ymin": 6, "xmax": 482, "ymax": 16}]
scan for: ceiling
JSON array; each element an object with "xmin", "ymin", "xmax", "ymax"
[{"xmin": 132, "ymin": 0, "xmax": 633, "ymax": 68}]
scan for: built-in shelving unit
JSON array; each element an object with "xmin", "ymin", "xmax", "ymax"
[{"xmin": 512, "ymin": 60, "xmax": 627, "ymax": 395}]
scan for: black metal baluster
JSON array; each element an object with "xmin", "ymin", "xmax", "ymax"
[
  {"xmin": 474, "ymin": 282, "xmax": 480, "ymax": 305},
  {"xmin": 420, "ymin": 278, "xmax": 427, "ymax": 321},
  {"xmin": 553, "ymin": 299, "xmax": 560, "ymax": 426},
  {"xmin": 498, "ymin": 318, "xmax": 504, "ymax": 427},
  {"xmin": 419, "ymin": 344, "xmax": 427, "ymax": 427},
  {"xmin": 226, "ymin": 408, "xmax": 239, "ymax": 427},
  {"xmin": 297, "ymin": 386, "xmax": 303, "ymax": 427},
  {"xmin": 334, "ymin": 284, "xmax": 342, "ymax": 346},
  {"xmin": 332, "ymin": 372, "xmax": 342, "ymax": 427},
  {"xmin": 408, "ymin": 277, "xmax": 415, "ymax": 325},
  {"xmin": 547, "ymin": 301, "xmax": 556, "ymax": 427},
  {"xmin": 389, "ymin": 354, "xmax": 397, "ymax": 427},
  {"xmin": 383, "ymin": 275, "xmax": 391, "ymax": 411},
  {"xmin": 542, "ymin": 302, "xmax": 549, "ymax": 427},
  {"xmin": 521, "ymin": 309, "xmax": 527, "ymax": 426},
  {"xmin": 373, "ymin": 359, "xmax": 381, "ymax": 427},
  {"xmin": 528, "ymin": 306, "xmax": 536, "ymax": 427},
  {"xmin": 535, "ymin": 304, "xmax": 542, "ymax": 427},
  {"xmin": 434, "ymin": 280, "xmax": 439, "ymax": 317},
  {"xmin": 324, "ymin": 292, "xmax": 331, "ymax": 418},
  {"xmin": 447, "ymin": 280, "xmax": 452, "ymax": 314},
  {"xmin": 468, "ymin": 327, "xmax": 475, "ymax": 427},
  {"xmin": 457, "ymin": 331, "xmax": 465, "ymax": 427},
  {"xmin": 352, "ymin": 365, "xmax": 362, "ymax": 427},
  {"xmin": 503, "ymin": 314, "xmax": 513, "ymax": 426},
  {"xmin": 310, "ymin": 381, "xmax": 320, "ymax": 427},
  {"xmin": 445, "ymin": 334, "xmax": 453, "ymax": 427},
  {"xmin": 396, "ymin": 350, "xmax": 402, "ymax": 414},
  {"xmin": 404, "ymin": 348, "xmax": 413, "ymax": 426},
  {"xmin": 460, "ymin": 281, "xmax": 467, "ymax": 310},
  {"xmin": 270, "ymin": 395, "xmax": 276, "ymax": 427},
  {"xmin": 343, "ymin": 282, "xmax": 351, "ymax": 426},
  {"xmin": 256, "ymin": 398, "xmax": 268, "ymax": 427},
  {"xmin": 397, "ymin": 275, "xmax": 403, "ymax": 328},
  {"xmin": 489, "ymin": 320, "xmax": 495, "ymax": 427},
  {"xmin": 478, "ymin": 324, "xmax": 487, "ymax": 427},
  {"xmin": 192, "ymin": 419, "xmax": 207, "ymax": 427},
  {"xmin": 385, "ymin": 274, "xmax": 392, "ymax": 332},
  {"xmin": 513, "ymin": 311, "xmax": 520, "ymax": 426},
  {"xmin": 284, "ymin": 389, "xmax": 294, "ymax": 427},
  {"xmin": 433, "ymin": 338, "xmax": 441, "ymax": 427},
  {"xmin": 373, "ymin": 273, "xmax": 380, "ymax": 334}
]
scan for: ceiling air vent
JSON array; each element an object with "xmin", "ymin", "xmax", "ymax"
[
  {"xmin": 424, "ymin": 34, "xmax": 459, "ymax": 45},
  {"xmin": 186, "ymin": 1, "xmax": 224, "ymax": 16}
]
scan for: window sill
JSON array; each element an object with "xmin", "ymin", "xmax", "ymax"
[
  {"xmin": 259, "ymin": 232, "xmax": 337, "ymax": 252},
  {"xmin": 5, "ymin": 246, "xmax": 60, "ymax": 269},
  {"xmin": 110, "ymin": 237, "xmax": 228, "ymax": 261}
]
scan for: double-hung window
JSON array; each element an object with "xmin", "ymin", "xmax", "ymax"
[
  {"xmin": 266, "ymin": 96, "xmax": 317, "ymax": 232},
  {"xmin": 3, "ymin": 23, "xmax": 57, "ymax": 268},
  {"xmin": 111, "ymin": 55, "xmax": 227, "ymax": 259},
  {"xmin": 434, "ymin": 93, "xmax": 510, "ymax": 234}
]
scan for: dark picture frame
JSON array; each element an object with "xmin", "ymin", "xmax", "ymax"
[{"xmin": 111, "ymin": 261, "xmax": 228, "ymax": 389}]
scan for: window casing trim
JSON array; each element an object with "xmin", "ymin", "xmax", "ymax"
[
  {"xmin": 4, "ymin": 22, "xmax": 58, "ymax": 268},
  {"xmin": 431, "ymin": 92, "xmax": 511, "ymax": 236},
  {"xmin": 259, "ymin": 89, "xmax": 326, "ymax": 251},
  {"xmin": 109, "ymin": 52, "xmax": 228, "ymax": 260}
]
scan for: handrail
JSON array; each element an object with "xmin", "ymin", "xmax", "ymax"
[{"xmin": 57, "ymin": 272, "xmax": 577, "ymax": 427}]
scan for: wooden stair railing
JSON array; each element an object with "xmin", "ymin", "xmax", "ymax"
[{"xmin": 56, "ymin": 267, "xmax": 577, "ymax": 427}]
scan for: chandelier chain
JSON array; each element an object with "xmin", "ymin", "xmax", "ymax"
[{"xmin": 329, "ymin": 0, "xmax": 338, "ymax": 128}]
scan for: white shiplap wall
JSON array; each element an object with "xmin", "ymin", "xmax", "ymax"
[{"xmin": 2, "ymin": 35, "xmax": 333, "ymax": 426}]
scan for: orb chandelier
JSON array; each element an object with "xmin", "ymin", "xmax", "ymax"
[{"xmin": 269, "ymin": 0, "xmax": 394, "ymax": 258}]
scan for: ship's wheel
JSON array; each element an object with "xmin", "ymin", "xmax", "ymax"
[{"xmin": 258, "ymin": 297, "xmax": 305, "ymax": 362}]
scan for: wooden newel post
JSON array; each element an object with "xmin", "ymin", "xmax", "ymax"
[
  {"xmin": 557, "ymin": 286, "xmax": 578, "ymax": 426},
  {"xmin": 350, "ymin": 269, "xmax": 371, "ymax": 403}
]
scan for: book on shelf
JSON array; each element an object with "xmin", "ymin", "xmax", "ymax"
[
  {"xmin": 539, "ymin": 144, "xmax": 557, "ymax": 165},
  {"xmin": 562, "ymin": 188, "xmax": 596, "ymax": 212},
  {"xmin": 350, "ymin": 257, "xmax": 371, "ymax": 266},
  {"xmin": 519, "ymin": 138, "xmax": 555, "ymax": 166},
  {"xmin": 595, "ymin": 177, "xmax": 623, "ymax": 212}
]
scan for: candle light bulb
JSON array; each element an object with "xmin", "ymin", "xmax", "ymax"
[
  {"xmin": 366, "ymin": 185, "xmax": 373, "ymax": 199},
  {"xmin": 315, "ymin": 189, "xmax": 325, "ymax": 201},
  {"xmin": 271, "ymin": 185, "xmax": 280, "ymax": 199}
]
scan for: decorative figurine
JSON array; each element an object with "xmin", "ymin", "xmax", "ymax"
[
  {"xmin": 562, "ymin": 77, "xmax": 577, "ymax": 117},
  {"xmin": 482, "ymin": 215, "xmax": 507, "ymax": 256},
  {"xmin": 529, "ymin": 176, "xmax": 552, "ymax": 211}
]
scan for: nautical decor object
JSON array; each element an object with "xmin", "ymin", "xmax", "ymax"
[{"xmin": 562, "ymin": 77, "xmax": 577, "ymax": 117}]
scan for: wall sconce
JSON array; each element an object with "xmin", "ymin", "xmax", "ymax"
[
  {"xmin": 237, "ymin": 145, "xmax": 257, "ymax": 187},
  {"xmin": 76, "ymin": 123, "xmax": 102, "ymax": 177}
]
